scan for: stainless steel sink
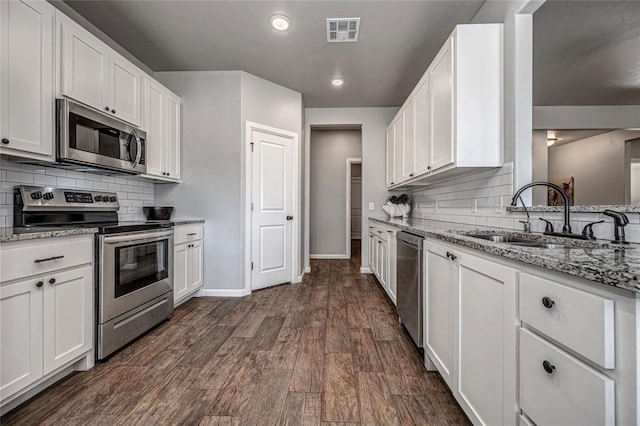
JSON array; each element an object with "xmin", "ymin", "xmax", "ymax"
[{"xmin": 463, "ymin": 233, "xmax": 566, "ymax": 249}]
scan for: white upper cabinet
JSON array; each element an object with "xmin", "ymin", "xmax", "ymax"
[
  {"xmin": 385, "ymin": 126, "xmax": 395, "ymax": 187},
  {"xmin": 429, "ymin": 38, "xmax": 454, "ymax": 172},
  {"xmin": 143, "ymin": 78, "xmax": 165, "ymax": 177},
  {"xmin": 164, "ymin": 92, "xmax": 181, "ymax": 179},
  {"xmin": 60, "ymin": 16, "xmax": 142, "ymax": 127},
  {"xmin": 142, "ymin": 77, "xmax": 181, "ymax": 181},
  {"xmin": 413, "ymin": 78, "xmax": 430, "ymax": 176},
  {"xmin": 402, "ymin": 97, "xmax": 415, "ymax": 179},
  {"xmin": 109, "ymin": 52, "xmax": 141, "ymax": 126},
  {"xmin": 393, "ymin": 116, "xmax": 403, "ymax": 185},
  {"xmin": 61, "ymin": 19, "xmax": 109, "ymax": 111},
  {"xmin": 0, "ymin": 0, "xmax": 55, "ymax": 160},
  {"xmin": 386, "ymin": 23, "xmax": 503, "ymax": 188}
]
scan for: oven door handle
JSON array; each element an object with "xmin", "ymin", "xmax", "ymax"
[{"xmin": 103, "ymin": 230, "xmax": 174, "ymax": 245}]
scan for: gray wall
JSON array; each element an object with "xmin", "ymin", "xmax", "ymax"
[
  {"xmin": 531, "ymin": 130, "xmax": 548, "ymax": 205},
  {"xmin": 154, "ymin": 71, "xmax": 303, "ymax": 292},
  {"xmin": 309, "ymin": 130, "xmax": 362, "ymax": 256},
  {"xmin": 304, "ymin": 108, "xmax": 399, "ymax": 270},
  {"xmin": 548, "ymin": 131, "xmax": 640, "ymax": 205},
  {"xmin": 154, "ymin": 71, "xmax": 243, "ymax": 291},
  {"xmin": 240, "ymin": 72, "xmax": 304, "ymax": 280}
]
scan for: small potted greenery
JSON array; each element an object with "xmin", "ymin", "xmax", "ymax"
[{"xmin": 382, "ymin": 193, "xmax": 411, "ymax": 218}]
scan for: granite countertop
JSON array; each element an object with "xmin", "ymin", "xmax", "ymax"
[
  {"xmin": 0, "ymin": 226, "xmax": 99, "ymax": 243},
  {"xmin": 0, "ymin": 219, "xmax": 205, "ymax": 243},
  {"xmin": 370, "ymin": 217, "xmax": 640, "ymax": 293},
  {"xmin": 168, "ymin": 219, "xmax": 205, "ymax": 225}
]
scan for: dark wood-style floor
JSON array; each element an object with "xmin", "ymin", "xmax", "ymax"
[{"xmin": 1, "ymin": 241, "xmax": 469, "ymax": 425}]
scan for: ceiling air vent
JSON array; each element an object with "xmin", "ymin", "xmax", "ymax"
[{"xmin": 326, "ymin": 18, "xmax": 360, "ymax": 43}]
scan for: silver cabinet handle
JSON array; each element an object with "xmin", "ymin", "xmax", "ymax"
[{"xmin": 34, "ymin": 255, "xmax": 64, "ymax": 264}]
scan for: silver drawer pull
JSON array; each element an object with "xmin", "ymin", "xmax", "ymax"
[
  {"xmin": 34, "ymin": 255, "xmax": 64, "ymax": 264},
  {"xmin": 187, "ymin": 233, "xmax": 197, "ymax": 236}
]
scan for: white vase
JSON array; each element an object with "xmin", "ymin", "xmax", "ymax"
[{"xmin": 382, "ymin": 202, "xmax": 411, "ymax": 218}]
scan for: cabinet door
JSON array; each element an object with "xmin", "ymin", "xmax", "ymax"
[
  {"xmin": 143, "ymin": 78, "xmax": 165, "ymax": 177},
  {"xmin": 188, "ymin": 240, "xmax": 203, "ymax": 292},
  {"xmin": 456, "ymin": 253, "xmax": 518, "ymax": 426},
  {"xmin": 402, "ymin": 98, "xmax": 415, "ymax": 180},
  {"xmin": 0, "ymin": 0, "xmax": 54, "ymax": 157},
  {"xmin": 61, "ymin": 20, "xmax": 109, "ymax": 111},
  {"xmin": 0, "ymin": 277, "xmax": 43, "ymax": 400},
  {"xmin": 43, "ymin": 265, "xmax": 92, "ymax": 373},
  {"xmin": 413, "ymin": 78, "xmax": 430, "ymax": 175},
  {"xmin": 386, "ymin": 126, "xmax": 395, "ymax": 187},
  {"xmin": 368, "ymin": 232, "xmax": 376, "ymax": 274},
  {"xmin": 393, "ymin": 117, "xmax": 403, "ymax": 184},
  {"xmin": 376, "ymin": 239, "xmax": 386, "ymax": 289},
  {"xmin": 109, "ymin": 52, "xmax": 141, "ymax": 126},
  {"xmin": 425, "ymin": 243, "xmax": 455, "ymax": 386},
  {"xmin": 387, "ymin": 233, "xmax": 397, "ymax": 305},
  {"xmin": 164, "ymin": 92, "xmax": 181, "ymax": 179},
  {"xmin": 174, "ymin": 243, "xmax": 189, "ymax": 303},
  {"xmin": 429, "ymin": 38, "xmax": 454, "ymax": 172}
]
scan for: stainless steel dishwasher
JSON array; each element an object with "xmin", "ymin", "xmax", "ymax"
[{"xmin": 396, "ymin": 231, "xmax": 424, "ymax": 348}]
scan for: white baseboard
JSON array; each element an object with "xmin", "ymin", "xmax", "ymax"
[
  {"xmin": 360, "ymin": 267, "xmax": 372, "ymax": 274},
  {"xmin": 304, "ymin": 266, "xmax": 311, "ymax": 273},
  {"xmin": 293, "ymin": 274, "xmax": 303, "ymax": 284},
  {"xmin": 200, "ymin": 288, "xmax": 251, "ymax": 297},
  {"xmin": 310, "ymin": 254, "xmax": 349, "ymax": 259}
]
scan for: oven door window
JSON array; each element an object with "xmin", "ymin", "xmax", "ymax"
[{"xmin": 115, "ymin": 239, "xmax": 169, "ymax": 298}]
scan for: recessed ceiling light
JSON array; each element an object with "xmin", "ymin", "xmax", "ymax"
[
  {"xmin": 331, "ymin": 77, "xmax": 344, "ymax": 87},
  {"xmin": 270, "ymin": 14, "xmax": 291, "ymax": 31}
]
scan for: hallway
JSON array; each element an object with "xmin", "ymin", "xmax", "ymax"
[{"xmin": 1, "ymin": 258, "xmax": 468, "ymax": 425}]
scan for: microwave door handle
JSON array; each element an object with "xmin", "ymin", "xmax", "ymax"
[{"xmin": 131, "ymin": 131, "xmax": 142, "ymax": 167}]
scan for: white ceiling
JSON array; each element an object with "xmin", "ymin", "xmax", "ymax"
[
  {"xmin": 533, "ymin": 1, "xmax": 640, "ymax": 106},
  {"xmin": 62, "ymin": 0, "xmax": 485, "ymax": 108}
]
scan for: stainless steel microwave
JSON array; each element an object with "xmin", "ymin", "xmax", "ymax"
[{"xmin": 57, "ymin": 99, "xmax": 146, "ymax": 175}]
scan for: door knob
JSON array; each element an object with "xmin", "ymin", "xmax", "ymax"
[{"xmin": 286, "ymin": 215, "xmax": 293, "ymax": 221}]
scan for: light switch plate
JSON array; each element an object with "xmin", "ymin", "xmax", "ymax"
[{"xmin": 368, "ymin": 202, "xmax": 375, "ymax": 211}]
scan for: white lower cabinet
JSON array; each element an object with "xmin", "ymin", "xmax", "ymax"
[
  {"xmin": 173, "ymin": 224, "xmax": 204, "ymax": 306},
  {"xmin": 0, "ymin": 277, "xmax": 44, "ymax": 400},
  {"xmin": 0, "ymin": 236, "xmax": 93, "ymax": 408},
  {"xmin": 456, "ymin": 252, "xmax": 517, "ymax": 426},
  {"xmin": 367, "ymin": 224, "xmax": 396, "ymax": 305},
  {"xmin": 424, "ymin": 242, "xmax": 456, "ymax": 387}
]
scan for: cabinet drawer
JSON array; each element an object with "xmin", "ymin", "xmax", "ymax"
[
  {"xmin": 519, "ymin": 328, "xmax": 615, "ymax": 426},
  {"xmin": 368, "ymin": 226, "xmax": 388, "ymax": 243},
  {"xmin": 519, "ymin": 273, "xmax": 614, "ymax": 369},
  {"xmin": 0, "ymin": 237, "xmax": 93, "ymax": 283},
  {"xmin": 175, "ymin": 224, "xmax": 203, "ymax": 245}
]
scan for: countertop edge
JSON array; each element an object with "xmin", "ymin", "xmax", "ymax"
[
  {"xmin": 0, "ymin": 228, "xmax": 99, "ymax": 243},
  {"xmin": 369, "ymin": 217, "xmax": 640, "ymax": 294}
]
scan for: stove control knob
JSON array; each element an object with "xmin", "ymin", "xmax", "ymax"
[
  {"xmin": 109, "ymin": 196, "xmax": 117, "ymax": 202},
  {"xmin": 94, "ymin": 195, "xmax": 102, "ymax": 202},
  {"xmin": 43, "ymin": 192, "xmax": 54, "ymax": 200},
  {"xmin": 103, "ymin": 198, "xmax": 110, "ymax": 203},
  {"xmin": 30, "ymin": 191, "xmax": 42, "ymax": 200}
]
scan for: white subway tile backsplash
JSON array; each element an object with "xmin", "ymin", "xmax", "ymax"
[
  {"xmin": 408, "ymin": 161, "xmax": 640, "ymax": 243},
  {"xmin": 0, "ymin": 162, "xmax": 156, "ymax": 227},
  {"xmin": 34, "ymin": 174, "xmax": 57, "ymax": 185}
]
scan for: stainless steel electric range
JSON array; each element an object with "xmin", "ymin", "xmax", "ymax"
[{"xmin": 14, "ymin": 185, "xmax": 174, "ymax": 360}]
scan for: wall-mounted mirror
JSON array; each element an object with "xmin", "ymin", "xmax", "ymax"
[{"xmin": 531, "ymin": 0, "xmax": 640, "ymax": 209}]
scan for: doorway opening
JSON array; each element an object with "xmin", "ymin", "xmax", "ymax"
[
  {"xmin": 347, "ymin": 159, "xmax": 362, "ymax": 263},
  {"xmin": 309, "ymin": 126, "xmax": 362, "ymax": 260}
]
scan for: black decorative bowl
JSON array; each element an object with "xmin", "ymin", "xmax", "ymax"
[{"xmin": 143, "ymin": 207, "xmax": 174, "ymax": 221}]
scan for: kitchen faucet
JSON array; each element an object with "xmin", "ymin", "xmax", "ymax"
[{"xmin": 510, "ymin": 182, "xmax": 586, "ymax": 240}]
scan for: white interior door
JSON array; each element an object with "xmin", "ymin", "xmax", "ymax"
[{"xmin": 251, "ymin": 129, "xmax": 293, "ymax": 290}]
